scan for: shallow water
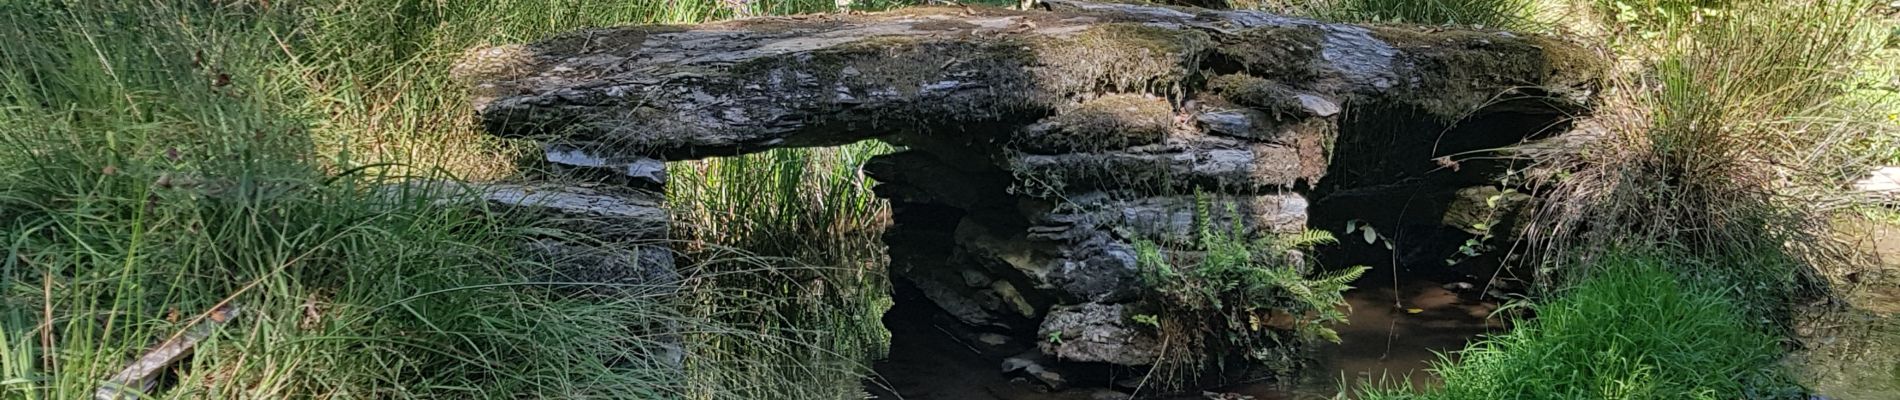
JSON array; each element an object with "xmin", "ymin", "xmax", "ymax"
[
  {"xmin": 1792, "ymin": 219, "xmax": 1900, "ymax": 399},
  {"xmin": 868, "ymin": 277, "xmax": 1505, "ymax": 399},
  {"xmin": 1791, "ymin": 310, "xmax": 1900, "ymax": 400},
  {"xmin": 1181, "ymin": 279, "xmax": 1504, "ymax": 399}
]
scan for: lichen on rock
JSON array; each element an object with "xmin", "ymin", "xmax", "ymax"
[
  {"xmin": 1013, "ymin": 93, "xmax": 1176, "ymax": 154},
  {"xmin": 1030, "ymin": 23, "xmax": 1212, "ymax": 97},
  {"xmin": 1369, "ymin": 26, "xmax": 1601, "ymax": 121},
  {"xmin": 458, "ymin": 0, "xmax": 1602, "ymax": 388},
  {"xmin": 1038, "ymin": 303, "xmax": 1164, "ymax": 365}
]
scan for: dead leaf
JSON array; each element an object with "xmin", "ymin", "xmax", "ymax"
[{"xmin": 1433, "ymin": 156, "xmax": 1461, "ymax": 171}]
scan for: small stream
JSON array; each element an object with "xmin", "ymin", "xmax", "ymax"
[
  {"xmin": 1790, "ymin": 219, "xmax": 1900, "ymax": 399},
  {"xmin": 1789, "ymin": 266, "xmax": 1900, "ymax": 400},
  {"xmin": 868, "ymin": 276, "xmax": 1506, "ymax": 399}
]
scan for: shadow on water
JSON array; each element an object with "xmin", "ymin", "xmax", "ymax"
[
  {"xmin": 1791, "ymin": 307, "xmax": 1900, "ymax": 400},
  {"xmin": 867, "ymin": 269, "xmax": 1507, "ymax": 399},
  {"xmin": 1189, "ymin": 275, "xmax": 1505, "ymax": 400},
  {"xmin": 1790, "ymin": 219, "xmax": 1900, "ymax": 399},
  {"xmin": 866, "ymin": 281, "xmax": 1125, "ymax": 400}
]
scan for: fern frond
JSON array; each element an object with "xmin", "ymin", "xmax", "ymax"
[
  {"xmin": 1312, "ymin": 265, "xmax": 1369, "ymax": 287},
  {"xmin": 1291, "ymin": 229, "xmax": 1338, "ymax": 247}
]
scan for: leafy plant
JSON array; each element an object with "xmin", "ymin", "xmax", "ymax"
[
  {"xmin": 1295, "ymin": 0, "xmax": 1545, "ymax": 31},
  {"xmin": 1445, "ymin": 185, "xmax": 1525, "ymax": 266},
  {"xmin": 1132, "ymin": 192, "xmax": 1369, "ymax": 385},
  {"xmin": 1359, "ymin": 251, "xmax": 1794, "ymax": 400},
  {"xmin": 1132, "ymin": 313, "xmax": 1162, "ymax": 328},
  {"xmin": 1345, "ymin": 219, "xmax": 1395, "ymax": 251}
]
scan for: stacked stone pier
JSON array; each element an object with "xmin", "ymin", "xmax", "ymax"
[{"xmin": 458, "ymin": 0, "xmax": 1595, "ymax": 380}]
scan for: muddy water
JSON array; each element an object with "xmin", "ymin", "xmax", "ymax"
[
  {"xmin": 1182, "ymin": 279, "xmax": 1505, "ymax": 399},
  {"xmin": 868, "ymin": 278, "xmax": 1505, "ymax": 399},
  {"xmin": 1791, "ymin": 218, "xmax": 1900, "ymax": 399},
  {"xmin": 1790, "ymin": 308, "xmax": 1900, "ymax": 400}
]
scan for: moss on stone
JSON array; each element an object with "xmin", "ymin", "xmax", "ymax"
[
  {"xmin": 723, "ymin": 14, "xmax": 851, "ymax": 33},
  {"xmin": 1369, "ymin": 26, "xmax": 1603, "ymax": 120},
  {"xmin": 1013, "ymin": 94, "xmax": 1175, "ymax": 153},
  {"xmin": 710, "ymin": 21, "xmax": 1221, "ymax": 141},
  {"xmin": 1211, "ymin": 26, "xmax": 1325, "ymax": 82},
  {"xmin": 718, "ymin": 35, "xmax": 1044, "ymax": 130},
  {"xmin": 911, "ymin": 19, "xmax": 982, "ymax": 32},
  {"xmin": 1206, "ymin": 74, "xmax": 1308, "ymax": 118},
  {"xmin": 1032, "ymin": 23, "xmax": 1212, "ymax": 97},
  {"xmin": 532, "ymin": 25, "xmax": 686, "ymax": 58}
]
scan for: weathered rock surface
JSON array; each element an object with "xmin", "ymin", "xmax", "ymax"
[
  {"xmin": 390, "ymin": 180, "xmax": 684, "ymax": 369},
  {"xmin": 542, "ymin": 144, "xmax": 669, "ymax": 189},
  {"xmin": 1038, "ymin": 303, "xmax": 1163, "ymax": 366},
  {"xmin": 1857, "ymin": 166, "xmax": 1900, "ymax": 202},
  {"xmin": 462, "ymin": 0, "xmax": 1592, "ymax": 161},
  {"xmin": 477, "ymin": 183, "xmax": 670, "ymax": 241},
  {"xmin": 519, "ymin": 238, "xmax": 679, "ymax": 292},
  {"xmin": 459, "ymin": 0, "xmax": 1596, "ymax": 381}
]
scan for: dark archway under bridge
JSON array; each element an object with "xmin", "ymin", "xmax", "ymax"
[{"xmin": 454, "ymin": 0, "xmax": 1599, "ymax": 396}]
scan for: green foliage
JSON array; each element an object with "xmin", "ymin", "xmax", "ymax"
[
  {"xmin": 1295, "ymin": 0, "xmax": 1544, "ymax": 30},
  {"xmin": 1360, "ymin": 252, "xmax": 1795, "ymax": 400},
  {"xmin": 1343, "ymin": 1, "xmax": 1893, "ymax": 398},
  {"xmin": 666, "ymin": 143, "xmax": 896, "ymax": 400},
  {"xmin": 1132, "ymin": 313, "xmax": 1162, "ymax": 328},
  {"xmin": 0, "ymin": 0, "xmax": 898, "ymax": 399},
  {"xmin": 1593, "ymin": 0, "xmax": 1729, "ymax": 35},
  {"xmin": 1527, "ymin": 0, "xmax": 1893, "ymax": 302},
  {"xmin": 0, "ymin": 5, "xmax": 688, "ymax": 394},
  {"xmin": 1344, "ymin": 219, "xmax": 1395, "ymax": 251},
  {"xmin": 1133, "ymin": 193, "xmax": 1368, "ymax": 384}
]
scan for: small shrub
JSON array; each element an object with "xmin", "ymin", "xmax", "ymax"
[
  {"xmin": 1292, "ymin": 0, "xmax": 1544, "ymax": 30},
  {"xmin": 1133, "ymin": 193, "xmax": 1368, "ymax": 385},
  {"xmin": 1360, "ymin": 251, "xmax": 1794, "ymax": 400}
]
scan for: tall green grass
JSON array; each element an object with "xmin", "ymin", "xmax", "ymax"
[
  {"xmin": 667, "ymin": 144, "xmax": 897, "ymax": 399},
  {"xmin": 0, "ymin": 3, "xmax": 689, "ymax": 398},
  {"xmin": 1529, "ymin": 0, "xmax": 1894, "ymax": 306},
  {"xmin": 279, "ymin": 0, "xmax": 907, "ymax": 396},
  {"xmin": 278, "ymin": 0, "xmax": 908, "ymax": 180},
  {"xmin": 281, "ymin": 2, "xmax": 910, "ymax": 391},
  {"xmin": 1361, "ymin": 252, "xmax": 1792, "ymax": 400},
  {"xmin": 1293, "ymin": 0, "xmax": 1544, "ymax": 30},
  {"xmin": 3, "ymin": 0, "xmax": 905, "ymax": 399},
  {"xmin": 1307, "ymin": 0, "xmax": 1893, "ymax": 398}
]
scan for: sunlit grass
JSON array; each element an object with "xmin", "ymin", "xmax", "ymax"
[
  {"xmin": 1319, "ymin": 0, "xmax": 1895, "ymax": 398},
  {"xmin": 1528, "ymin": 0, "xmax": 1894, "ymax": 307},
  {"xmin": 667, "ymin": 143, "xmax": 898, "ymax": 399},
  {"xmin": 2, "ymin": 0, "xmax": 902, "ymax": 399},
  {"xmin": 1360, "ymin": 251, "xmax": 1792, "ymax": 400},
  {"xmin": 1282, "ymin": 0, "xmax": 1546, "ymax": 30}
]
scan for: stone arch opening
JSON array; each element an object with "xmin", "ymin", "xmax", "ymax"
[{"xmin": 458, "ymin": 0, "xmax": 1596, "ymax": 396}]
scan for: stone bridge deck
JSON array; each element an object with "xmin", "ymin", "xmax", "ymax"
[{"xmin": 458, "ymin": 0, "xmax": 1598, "ymax": 383}]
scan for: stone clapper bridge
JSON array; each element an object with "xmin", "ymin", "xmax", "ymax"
[{"xmin": 453, "ymin": 0, "xmax": 1597, "ymax": 393}]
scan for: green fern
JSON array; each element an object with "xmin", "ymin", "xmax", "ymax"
[
  {"xmin": 1130, "ymin": 191, "xmax": 1370, "ymax": 384},
  {"xmin": 1261, "ymin": 229, "xmax": 1339, "ymax": 254}
]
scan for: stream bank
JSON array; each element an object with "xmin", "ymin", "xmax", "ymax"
[{"xmin": 868, "ymin": 267, "xmax": 1507, "ymax": 399}]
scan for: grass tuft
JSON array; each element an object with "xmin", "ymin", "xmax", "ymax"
[
  {"xmin": 1361, "ymin": 251, "xmax": 1793, "ymax": 400},
  {"xmin": 2, "ymin": 1, "xmax": 900, "ymax": 399},
  {"xmin": 1283, "ymin": 0, "xmax": 1545, "ymax": 30},
  {"xmin": 1528, "ymin": 0, "xmax": 1896, "ymax": 312}
]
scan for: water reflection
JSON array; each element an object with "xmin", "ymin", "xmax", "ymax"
[
  {"xmin": 1790, "ymin": 300, "xmax": 1900, "ymax": 399},
  {"xmin": 1181, "ymin": 279, "xmax": 1504, "ymax": 399},
  {"xmin": 870, "ymin": 278, "xmax": 1506, "ymax": 399}
]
